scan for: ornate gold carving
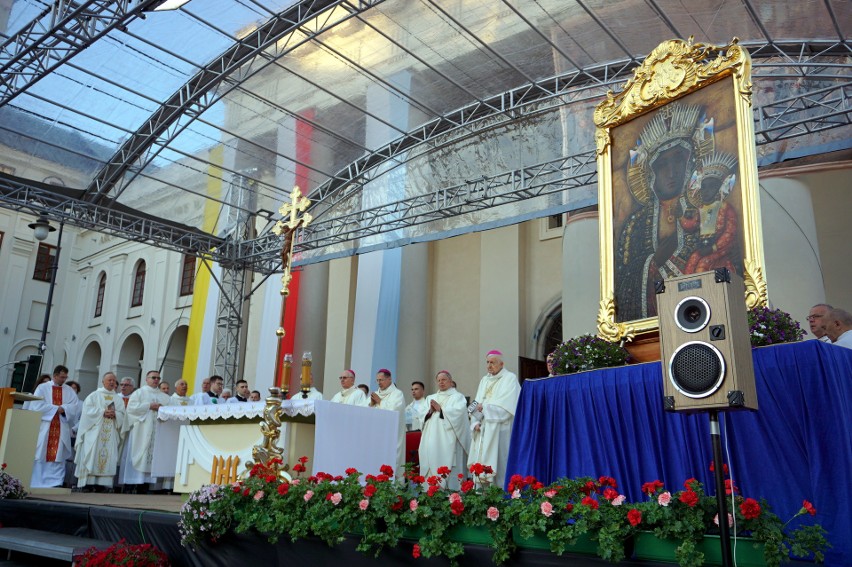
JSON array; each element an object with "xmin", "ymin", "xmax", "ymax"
[
  {"xmin": 743, "ymin": 259, "xmax": 768, "ymax": 309},
  {"xmin": 595, "ymin": 128, "xmax": 611, "ymax": 157},
  {"xmin": 595, "ymin": 36, "xmax": 766, "ymax": 343},
  {"xmin": 596, "ymin": 293, "xmax": 636, "ymax": 343},
  {"xmin": 594, "ymin": 37, "xmax": 751, "ymax": 131},
  {"xmin": 244, "ymin": 388, "xmax": 290, "ymax": 480}
]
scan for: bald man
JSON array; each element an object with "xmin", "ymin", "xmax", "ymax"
[
  {"xmin": 330, "ymin": 370, "xmax": 368, "ymax": 406},
  {"xmin": 825, "ymin": 308, "xmax": 852, "ymax": 349}
]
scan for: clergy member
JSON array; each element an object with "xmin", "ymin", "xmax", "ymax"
[
  {"xmin": 191, "ymin": 375, "xmax": 223, "ymax": 405},
  {"xmin": 122, "ymin": 370, "xmax": 170, "ymax": 492},
  {"xmin": 170, "ymin": 379, "xmax": 191, "ymax": 406},
  {"xmin": 330, "ymin": 370, "xmax": 368, "ymax": 406},
  {"xmin": 30, "ymin": 365, "xmax": 81, "ymax": 488},
  {"xmin": 74, "ymin": 372, "xmax": 125, "ymax": 491},
  {"xmin": 227, "ymin": 379, "xmax": 250, "ymax": 403},
  {"xmin": 418, "ymin": 371, "xmax": 470, "ymax": 490},
  {"xmin": 404, "ymin": 381, "xmax": 428, "ymax": 431},
  {"xmin": 369, "ymin": 368, "xmax": 406, "ymax": 477},
  {"xmin": 468, "ymin": 350, "xmax": 521, "ymax": 489}
]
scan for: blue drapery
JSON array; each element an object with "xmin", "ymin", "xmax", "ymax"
[{"xmin": 506, "ymin": 341, "xmax": 852, "ymax": 566}]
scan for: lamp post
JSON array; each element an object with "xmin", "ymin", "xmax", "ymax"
[{"xmin": 28, "ymin": 215, "xmax": 63, "ymax": 375}]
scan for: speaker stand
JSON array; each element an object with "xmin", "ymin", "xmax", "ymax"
[{"xmin": 709, "ymin": 411, "xmax": 733, "ymax": 567}]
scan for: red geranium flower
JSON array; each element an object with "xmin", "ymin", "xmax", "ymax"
[
  {"xmin": 679, "ymin": 490, "xmax": 699, "ymax": 507},
  {"xmin": 450, "ymin": 500, "xmax": 465, "ymax": 516},
  {"xmin": 427, "ymin": 485, "xmax": 439, "ymax": 497},
  {"xmin": 412, "ymin": 543, "xmax": 421, "ymax": 558},
  {"xmin": 802, "ymin": 500, "xmax": 817, "ymax": 516},
  {"xmin": 345, "ymin": 467, "xmax": 358, "ymax": 476},
  {"xmin": 298, "ymin": 456, "xmax": 309, "ymax": 464},
  {"xmin": 581, "ymin": 496, "xmax": 599, "ymax": 509},
  {"xmin": 740, "ymin": 498, "xmax": 761, "ymax": 520},
  {"xmin": 642, "ymin": 480, "xmax": 664, "ymax": 495},
  {"xmin": 460, "ymin": 480, "xmax": 474, "ymax": 493},
  {"xmin": 277, "ymin": 482, "xmax": 289, "ymax": 495},
  {"xmin": 380, "ymin": 464, "xmax": 394, "ymax": 476},
  {"xmin": 437, "ymin": 466, "xmax": 452, "ymax": 476},
  {"xmin": 683, "ymin": 478, "xmax": 698, "ymax": 490},
  {"xmin": 363, "ymin": 484, "xmax": 377, "ymax": 497},
  {"xmin": 598, "ymin": 476, "xmax": 617, "ymax": 488},
  {"xmin": 627, "ymin": 508, "xmax": 642, "ymax": 526}
]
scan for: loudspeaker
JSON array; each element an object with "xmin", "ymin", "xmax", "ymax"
[{"xmin": 655, "ymin": 269, "xmax": 757, "ymax": 413}]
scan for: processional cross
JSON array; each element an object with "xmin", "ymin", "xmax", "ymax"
[
  {"xmin": 272, "ymin": 186, "xmax": 312, "ymax": 297},
  {"xmin": 248, "ymin": 186, "xmax": 313, "ymax": 479}
]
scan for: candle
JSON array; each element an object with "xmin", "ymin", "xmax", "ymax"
[{"xmin": 301, "ymin": 351, "xmax": 312, "ymax": 397}]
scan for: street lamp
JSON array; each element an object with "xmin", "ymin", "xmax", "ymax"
[{"xmin": 28, "ymin": 215, "xmax": 64, "ymax": 375}]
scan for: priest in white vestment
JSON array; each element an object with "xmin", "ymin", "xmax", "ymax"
[
  {"xmin": 30, "ymin": 365, "xmax": 81, "ymax": 488},
  {"xmin": 170, "ymin": 379, "xmax": 192, "ymax": 406},
  {"xmin": 74, "ymin": 372, "xmax": 125, "ymax": 489},
  {"xmin": 404, "ymin": 381, "xmax": 428, "ymax": 431},
  {"xmin": 418, "ymin": 371, "xmax": 470, "ymax": 490},
  {"xmin": 369, "ymin": 369, "xmax": 407, "ymax": 477},
  {"xmin": 330, "ymin": 370, "xmax": 368, "ymax": 406},
  {"xmin": 121, "ymin": 370, "xmax": 170, "ymax": 489},
  {"xmin": 468, "ymin": 350, "xmax": 521, "ymax": 489}
]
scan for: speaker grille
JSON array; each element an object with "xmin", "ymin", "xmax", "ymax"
[{"xmin": 668, "ymin": 341, "xmax": 725, "ymax": 398}]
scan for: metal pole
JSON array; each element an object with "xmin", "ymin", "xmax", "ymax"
[
  {"xmin": 37, "ymin": 220, "xmax": 64, "ymax": 376},
  {"xmin": 709, "ymin": 410, "xmax": 733, "ymax": 567}
]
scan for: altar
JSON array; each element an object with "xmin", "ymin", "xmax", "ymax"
[
  {"xmin": 506, "ymin": 341, "xmax": 852, "ymax": 566},
  {"xmin": 156, "ymin": 398, "xmax": 400, "ymax": 492}
]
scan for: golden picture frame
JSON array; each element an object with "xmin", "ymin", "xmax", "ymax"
[{"xmin": 594, "ymin": 38, "xmax": 767, "ymax": 343}]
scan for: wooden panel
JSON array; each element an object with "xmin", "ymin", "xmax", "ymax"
[{"xmin": 657, "ymin": 271, "xmax": 757, "ymax": 413}]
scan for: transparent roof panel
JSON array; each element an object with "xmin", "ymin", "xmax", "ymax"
[{"xmin": 0, "ymin": 0, "xmax": 847, "ymax": 243}]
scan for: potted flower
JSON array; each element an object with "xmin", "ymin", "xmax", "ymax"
[
  {"xmin": 74, "ymin": 539, "xmax": 170, "ymax": 566},
  {"xmin": 507, "ymin": 474, "xmax": 634, "ymax": 562},
  {"xmin": 747, "ymin": 306, "xmax": 805, "ymax": 347},
  {"xmin": 627, "ymin": 467, "xmax": 828, "ymax": 567},
  {"xmin": 0, "ymin": 463, "xmax": 26, "ymax": 499},
  {"xmin": 549, "ymin": 334, "xmax": 630, "ymax": 375}
]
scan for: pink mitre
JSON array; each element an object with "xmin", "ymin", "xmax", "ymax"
[{"xmin": 486, "ymin": 350, "xmax": 503, "ymax": 356}]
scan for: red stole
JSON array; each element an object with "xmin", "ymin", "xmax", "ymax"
[
  {"xmin": 123, "ymin": 397, "xmax": 129, "ymax": 407},
  {"xmin": 46, "ymin": 386, "xmax": 63, "ymax": 462}
]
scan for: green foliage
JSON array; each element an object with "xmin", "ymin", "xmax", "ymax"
[
  {"xmin": 748, "ymin": 306, "xmax": 806, "ymax": 347},
  {"xmin": 178, "ymin": 458, "xmax": 830, "ymax": 567},
  {"xmin": 549, "ymin": 334, "xmax": 630, "ymax": 375}
]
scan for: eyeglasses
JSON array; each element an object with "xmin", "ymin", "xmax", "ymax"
[{"xmin": 806, "ymin": 315, "xmax": 823, "ymax": 321}]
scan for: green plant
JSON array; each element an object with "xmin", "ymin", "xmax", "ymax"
[
  {"xmin": 74, "ymin": 539, "xmax": 169, "ymax": 566},
  {"xmin": 748, "ymin": 306, "xmax": 806, "ymax": 347},
  {"xmin": 178, "ymin": 458, "xmax": 830, "ymax": 567},
  {"xmin": 628, "ymin": 465, "xmax": 829, "ymax": 567},
  {"xmin": 549, "ymin": 334, "xmax": 630, "ymax": 375},
  {"xmin": 0, "ymin": 463, "xmax": 26, "ymax": 499}
]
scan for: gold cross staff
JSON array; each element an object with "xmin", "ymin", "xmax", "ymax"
[{"xmin": 273, "ymin": 186, "xmax": 312, "ymax": 297}]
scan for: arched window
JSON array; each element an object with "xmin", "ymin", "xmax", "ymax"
[
  {"xmin": 94, "ymin": 273, "xmax": 106, "ymax": 318},
  {"xmin": 131, "ymin": 261, "xmax": 146, "ymax": 307}
]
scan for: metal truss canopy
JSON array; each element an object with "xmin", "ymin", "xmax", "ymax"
[{"xmin": 0, "ymin": 0, "xmax": 164, "ymax": 106}]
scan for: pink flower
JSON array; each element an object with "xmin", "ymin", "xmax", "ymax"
[
  {"xmin": 330, "ymin": 492, "xmax": 342, "ymax": 506},
  {"xmin": 511, "ymin": 489, "xmax": 521, "ymax": 499},
  {"xmin": 254, "ymin": 490, "xmax": 265, "ymax": 501},
  {"xmin": 359, "ymin": 499, "xmax": 369, "ymax": 510},
  {"xmin": 544, "ymin": 489, "xmax": 557, "ymax": 498},
  {"xmin": 487, "ymin": 506, "xmax": 500, "ymax": 521},
  {"xmin": 304, "ymin": 490, "xmax": 314, "ymax": 502},
  {"xmin": 448, "ymin": 492, "xmax": 462, "ymax": 504},
  {"xmin": 540, "ymin": 501, "xmax": 553, "ymax": 517},
  {"xmin": 612, "ymin": 495, "xmax": 626, "ymax": 506},
  {"xmin": 409, "ymin": 499, "xmax": 418, "ymax": 512},
  {"xmin": 657, "ymin": 491, "xmax": 672, "ymax": 506},
  {"xmin": 290, "ymin": 479, "xmax": 300, "ymax": 485},
  {"xmin": 714, "ymin": 513, "xmax": 734, "ymax": 527}
]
